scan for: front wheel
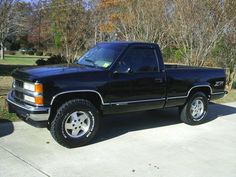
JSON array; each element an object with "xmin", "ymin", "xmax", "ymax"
[
  {"xmin": 180, "ymin": 92, "xmax": 208, "ymax": 125},
  {"xmin": 50, "ymin": 99, "xmax": 99, "ymax": 148}
]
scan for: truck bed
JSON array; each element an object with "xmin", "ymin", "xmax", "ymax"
[{"xmin": 165, "ymin": 64, "xmax": 219, "ymax": 70}]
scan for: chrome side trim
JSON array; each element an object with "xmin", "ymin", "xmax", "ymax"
[
  {"xmin": 51, "ymin": 90, "xmax": 166, "ymax": 106},
  {"xmin": 50, "ymin": 90, "xmax": 105, "ymax": 105},
  {"xmin": 167, "ymin": 96, "xmax": 187, "ymax": 100},
  {"xmin": 211, "ymin": 92, "xmax": 225, "ymax": 95},
  {"xmin": 167, "ymin": 85, "xmax": 212, "ymax": 100},
  {"xmin": 50, "ymin": 85, "xmax": 223, "ymax": 106},
  {"xmin": 167, "ymin": 86, "xmax": 226, "ymax": 100},
  {"xmin": 107, "ymin": 98, "xmax": 166, "ymax": 106},
  {"xmin": 187, "ymin": 85, "xmax": 213, "ymax": 95}
]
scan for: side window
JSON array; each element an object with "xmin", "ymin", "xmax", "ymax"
[{"xmin": 120, "ymin": 47, "xmax": 158, "ymax": 73}]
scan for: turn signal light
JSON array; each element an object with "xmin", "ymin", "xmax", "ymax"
[
  {"xmin": 35, "ymin": 96, "xmax": 44, "ymax": 105},
  {"xmin": 35, "ymin": 83, "xmax": 43, "ymax": 93}
]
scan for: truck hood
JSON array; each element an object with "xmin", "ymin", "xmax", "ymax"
[{"xmin": 12, "ymin": 64, "xmax": 103, "ymax": 82}]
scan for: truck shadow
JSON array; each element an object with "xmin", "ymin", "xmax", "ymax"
[
  {"xmin": 94, "ymin": 103, "xmax": 236, "ymax": 144},
  {"xmin": 207, "ymin": 103, "xmax": 236, "ymax": 122},
  {"xmin": 0, "ymin": 119, "xmax": 14, "ymax": 138}
]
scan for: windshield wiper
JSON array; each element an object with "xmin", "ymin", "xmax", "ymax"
[
  {"xmin": 77, "ymin": 58, "xmax": 104, "ymax": 69},
  {"xmin": 85, "ymin": 59, "xmax": 96, "ymax": 66}
]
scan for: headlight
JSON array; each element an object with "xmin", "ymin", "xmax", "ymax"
[
  {"xmin": 24, "ymin": 95, "xmax": 35, "ymax": 103},
  {"xmin": 23, "ymin": 82, "xmax": 44, "ymax": 105},
  {"xmin": 23, "ymin": 82, "xmax": 43, "ymax": 93},
  {"xmin": 24, "ymin": 82, "xmax": 35, "ymax": 91},
  {"xmin": 24, "ymin": 94, "xmax": 44, "ymax": 105}
]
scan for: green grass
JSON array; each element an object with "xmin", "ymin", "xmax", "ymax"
[
  {"xmin": 213, "ymin": 89, "xmax": 236, "ymax": 104},
  {"xmin": 0, "ymin": 54, "xmax": 42, "ymax": 65},
  {"xmin": 0, "ymin": 76, "xmax": 18, "ymax": 121},
  {"xmin": 0, "ymin": 54, "xmax": 47, "ymax": 76},
  {"xmin": 0, "ymin": 97, "xmax": 19, "ymax": 122},
  {"xmin": 233, "ymin": 80, "xmax": 236, "ymax": 89}
]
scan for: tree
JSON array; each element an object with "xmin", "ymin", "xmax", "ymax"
[
  {"xmin": 168, "ymin": 0, "xmax": 236, "ymax": 66},
  {"xmin": 212, "ymin": 34, "xmax": 236, "ymax": 90},
  {"xmin": 29, "ymin": 0, "xmax": 52, "ymax": 50},
  {"xmin": 50, "ymin": 0, "xmax": 92, "ymax": 62},
  {"xmin": 96, "ymin": 0, "xmax": 169, "ymax": 49},
  {"xmin": 0, "ymin": 0, "xmax": 28, "ymax": 59}
]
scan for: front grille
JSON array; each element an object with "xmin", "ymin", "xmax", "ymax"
[
  {"xmin": 15, "ymin": 79, "xmax": 23, "ymax": 88},
  {"xmin": 13, "ymin": 79, "xmax": 24, "ymax": 102},
  {"xmin": 14, "ymin": 90, "xmax": 24, "ymax": 100},
  {"xmin": 12, "ymin": 79, "xmax": 44, "ymax": 106}
]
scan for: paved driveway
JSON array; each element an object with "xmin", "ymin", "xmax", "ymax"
[{"xmin": 0, "ymin": 102, "xmax": 236, "ymax": 177}]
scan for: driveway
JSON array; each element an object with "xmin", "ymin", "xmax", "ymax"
[{"xmin": 0, "ymin": 102, "xmax": 236, "ymax": 177}]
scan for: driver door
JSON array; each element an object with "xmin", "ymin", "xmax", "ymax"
[{"xmin": 103, "ymin": 45, "xmax": 166, "ymax": 113}]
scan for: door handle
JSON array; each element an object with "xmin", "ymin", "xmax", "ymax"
[{"xmin": 154, "ymin": 78, "xmax": 163, "ymax": 83}]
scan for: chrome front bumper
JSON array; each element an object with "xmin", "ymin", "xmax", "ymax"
[{"xmin": 7, "ymin": 91, "xmax": 50, "ymax": 123}]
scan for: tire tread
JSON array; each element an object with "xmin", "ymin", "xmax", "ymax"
[{"xmin": 50, "ymin": 99, "xmax": 99, "ymax": 148}]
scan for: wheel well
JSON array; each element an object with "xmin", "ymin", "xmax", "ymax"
[
  {"xmin": 48, "ymin": 92, "xmax": 102, "ymax": 123},
  {"xmin": 188, "ymin": 87, "xmax": 211, "ymax": 99}
]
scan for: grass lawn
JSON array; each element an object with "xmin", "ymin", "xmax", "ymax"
[
  {"xmin": 0, "ymin": 97, "xmax": 19, "ymax": 122},
  {"xmin": 213, "ymin": 89, "xmax": 236, "ymax": 104},
  {"xmin": 0, "ymin": 54, "xmax": 46, "ymax": 76},
  {"xmin": 0, "ymin": 54, "xmax": 43, "ymax": 65},
  {"xmin": 0, "ymin": 76, "xmax": 19, "ymax": 121}
]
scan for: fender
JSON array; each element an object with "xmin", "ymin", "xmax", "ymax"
[
  {"xmin": 50, "ymin": 90, "xmax": 106, "ymax": 105},
  {"xmin": 167, "ymin": 84, "xmax": 213, "ymax": 100}
]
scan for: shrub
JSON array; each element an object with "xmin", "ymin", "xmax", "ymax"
[
  {"xmin": 27, "ymin": 51, "xmax": 34, "ymax": 55},
  {"xmin": 47, "ymin": 55, "xmax": 67, "ymax": 64},
  {"xmin": 5, "ymin": 51, "xmax": 16, "ymax": 55},
  {"xmin": 36, "ymin": 51, "xmax": 43, "ymax": 56},
  {"xmin": 44, "ymin": 52, "xmax": 52, "ymax": 56},
  {"xmin": 35, "ymin": 58, "xmax": 47, "ymax": 66},
  {"xmin": 10, "ymin": 51, "xmax": 16, "ymax": 55},
  {"xmin": 35, "ymin": 55, "xmax": 67, "ymax": 66}
]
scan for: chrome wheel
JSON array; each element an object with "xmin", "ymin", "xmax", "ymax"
[
  {"xmin": 190, "ymin": 98, "xmax": 204, "ymax": 121},
  {"xmin": 64, "ymin": 111, "xmax": 91, "ymax": 138}
]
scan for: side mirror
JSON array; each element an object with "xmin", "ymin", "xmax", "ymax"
[
  {"xmin": 113, "ymin": 67, "xmax": 132, "ymax": 74},
  {"xmin": 113, "ymin": 61, "xmax": 133, "ymax": 75}
]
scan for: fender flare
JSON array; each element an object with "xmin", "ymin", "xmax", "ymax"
[{"xmin": 50, "ymin": 90, "xmax": 106, "ymax": 105}]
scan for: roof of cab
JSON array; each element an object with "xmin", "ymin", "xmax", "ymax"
[{"xmin": 98, "ymin": 41, "xmax": 157, "ymax": 46}]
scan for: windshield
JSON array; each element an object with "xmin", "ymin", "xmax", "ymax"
[{"xmin": 75, "ymin": 43, "xmax": 126, "ymax": 69}]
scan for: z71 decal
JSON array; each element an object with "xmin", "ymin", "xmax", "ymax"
[{"xmin": 214, "ymin": 81, "xmax": 224, "ymax": 87}]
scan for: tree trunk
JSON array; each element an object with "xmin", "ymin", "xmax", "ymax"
[
  {"xmin": 0, "ymin": 42, "xmax": 4, "ymax": 60},
  {"xmin": 227, "ymin": 69, "xmax": 236, "ymax": 91},
  {"xmin": 94, "ymin": 26, "xmax": 97, "ymax": 45}
]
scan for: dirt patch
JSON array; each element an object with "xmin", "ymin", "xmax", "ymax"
[
  {"xmin": 0, "ymin": 76, "xmax": 12, "ymax": 96},
  {"xmin": 0, "ymin": 76, "xmax": 18, "ymax": 121}
]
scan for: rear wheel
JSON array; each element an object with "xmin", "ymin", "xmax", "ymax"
[
  {"xmin": 180, "ymin": 92, "xmax": 208, "ymax": 125},
  {"xmin": 50, "ymin": 99, "xmax": 99, "ymax": 148}
]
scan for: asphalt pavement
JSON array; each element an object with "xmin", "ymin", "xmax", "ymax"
[{"xmin": 0, "ymin": 102, "xmax": 236, "ymax": 177}]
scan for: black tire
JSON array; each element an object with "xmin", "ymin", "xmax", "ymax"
[
  {"xmin": 180, "ymin": 92, "xmax": 208, "ymax": 125},
  {"xmin": 50, "ymin": 99, "xmax": 99, "ymax": 148}
]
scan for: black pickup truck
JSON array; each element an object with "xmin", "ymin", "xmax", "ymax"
[{"xmin": 7, "ymin": 42, "xmax": 226, "ymax": 147}]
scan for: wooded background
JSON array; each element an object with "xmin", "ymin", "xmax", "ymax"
[{"xmin": 0, "ymin": 0, "xmax": 235, "ymax": 89}]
